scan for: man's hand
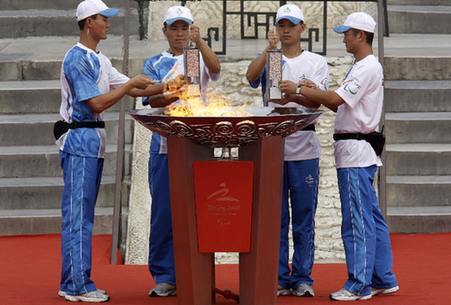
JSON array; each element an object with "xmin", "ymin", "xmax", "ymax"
[
  {"xmin": 274, "ymin": 96, "xmax": 292, "ymax": 106},
  {"xmin": 279, "ymin": 80, "xmax": 298, "ymax": 95},
  {"xmin": 165, "ymin": 87, "xmax": 185, "ymax": 99},
  {"xmin": 190, "ymin": 25, "xmax": 202, "ymax": 46},
  {"xmin": 300, "ymin": 79, "xmax": 318, "ymax": 89},
  {"xmin": 130, "ymin": 75, "xmax": 154, "ymax": 89},
  {"xmin": 267, "ymin": 30, "xmax": 279, "ymax": 50},
  {"xmin": 165, "ymin": 75, "xmax": 187, "ymax": 92}
]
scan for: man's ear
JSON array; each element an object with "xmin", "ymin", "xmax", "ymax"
[
  {"xmin": 86, "ymin": 17, "xmax": 94, "ymax": 29},
  {"xmin": 300, "ymin": 22, "xmax": 306, "ymax": 33},
  {"xmin": 356, "ymin": 30, "xmax": 364, "ymax": 42}
]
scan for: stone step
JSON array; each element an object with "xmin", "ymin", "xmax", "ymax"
[
  {"xmin": 388, "ymin": 0, "xmax": 451, "ymax": 4},
  {"xmin": 0, "ymin": 9, "xmax": 139, "ymax": 38},
  {"xmin": 0, "ymin": 0, "xmax": 138, "ymax": 10},
  {"xmin": 387, "ymin": 206, "xmax": 451, "ymax": 233},
  {"xmin": 0, "ymin": 35, "xmax": 154, "ymax": 81},
  {"xmin": 0, "ymin": 80, "xmax": 135, "ymax": 114},
  {"xmin": 387, "ymin": 176, "xmax": 451, "ymax": 207},
  {"xmin": 1, "ymin": 34, "xmax": 447, "ymax": 79},
  {"xmin": 0, "ymin": 59, "xmax": 62, "ymax": 82},
  {"xmin": 383, "ymin": 34, "xmax": 451, "ymax": 58},
  {"xmin": 0, "ymin": 207, "xmax": 127, "ymax": 236},
  {"xmin": 385, "ymin": 112, "xmax": 451, "ymax": 144},
  {"xmin": 385, "ymin": 56, "xmax": 451, "ymax": 80},
  {"xmin": 388, "ymin": 5, "xmax": 451, "ymax": 34},
  {"xmin": 0, "ymin": 80, "xmax": 60, "ymax": 113},
  {"xmin": 0, "ymin": 113, "xmax": 134, "ymax": 146},
  {"xmin": 0, "ymin": 176, "xmax": 130, "ymax": 210},
  {"xmin": 0, "ymin": 57, "xmax": 146, "ymax": 82},
  {"xmin": 385, "ymin": 80, "xmax": 451, "ymax": 112},
  {"xmin": 0, "ymin": 144, "xmax": 131, "ymax": 178},
  {"xmin": 385, "ymin": 144, "xmax": 451, "ymax": 175}
]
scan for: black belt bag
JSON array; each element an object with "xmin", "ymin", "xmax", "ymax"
[
  {"xmin": 53, "ymin": 120, "xmax": 105, "ymax": 140},
  {"xmin": 333, "ymin": 131, "xmax": 385, "ymax": 156},
  {"xmin": 302, "ymin": 124, "xmax": 316, "ymax": 132}
]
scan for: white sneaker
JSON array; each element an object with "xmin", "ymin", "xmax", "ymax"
[
  {"xmin": 64, "ymin": 290, "xmax": 109, "ymax": 302},
  {"xmin": 58, "ymin": 289, "xmax": 107, "ymax": 297},
  {"xmin": 276, "ymin": 285, "xmax": 291, "ymax": 296},
  {"xmin": 329, "ymin": 288, "xmax": 372, "ymax": 301},
  {"xmin": 292, "ymin": 283, "xmax": 315, "ymax": 297},
  {"xmin": 371, "ymin": 285, "xmax": 399, "ymax": 296}
]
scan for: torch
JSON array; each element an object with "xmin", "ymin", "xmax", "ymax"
[
  {"xmin": 265, "ymin": 48, "xmax": 283, "ymax": 106},
  {"xmin": 184, "ymin": 25, "xmax": 201, "ymax": 98}
]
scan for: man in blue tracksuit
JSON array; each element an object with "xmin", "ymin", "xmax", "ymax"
[
  {"xmin": 142, "ymin": 5, "xmax": 220, "ymax": 297},
  {"xmin": 246, "ymin": 4, "xmax": 328, "ymax": 297},
  {"xmin": 294, "ymin": 12, "xmax": 399, "ymax": 301},
  {"xmin": 57, "ymin": 0, "xmax": 154, "ymax": 302}
]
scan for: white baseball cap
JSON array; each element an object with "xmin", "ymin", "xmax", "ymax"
[
  {"xmin": 164, "ymin": 6, "xmax": 194, "ymax": 25},
  {"xmin": 334, "ymin": 12, "xmax": 376, "ymax": 34},
  {"xmin": 275, "ymin": 4, "xmax": 304, "ymax": 25},
  {"xmin": 76, "ymin": 0, "xmax": 119, "ymax": 22}
]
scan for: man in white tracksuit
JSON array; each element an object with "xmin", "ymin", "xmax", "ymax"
[
  {"xmin": 246, "ymin": 4, "xmax": 328, "ymax": 298},
  {"xmin": 293, "ymin": 12, "xmax": 399, "ymax": 301}
]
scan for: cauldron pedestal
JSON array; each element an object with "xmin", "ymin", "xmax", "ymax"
[{"xmin": 130, "ymin": 108, "xmax": 321, "ymax": 305}]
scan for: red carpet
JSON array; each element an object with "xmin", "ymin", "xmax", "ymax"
[{"xmin": 1, "ymin": 233, "xmax": 450, "ymax": 305}]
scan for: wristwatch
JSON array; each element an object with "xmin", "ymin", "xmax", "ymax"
[{"xmin": 296, "ymin": 86, "xmax": 302, "ymax": 96}]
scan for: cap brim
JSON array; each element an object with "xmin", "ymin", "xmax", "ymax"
[
  {"xmin": 165, "ymin": 17, "xmax": 193, "ymax": 26},
  {"xmin": 276, "ymin": 16, "xmax": 302, "ymax": 25},
  {"xmin": 334, "ymin": 25, "xmax": 351, "ymax": 33},
  {"xmin": 100, "ymin": 8, "xmax": 119, "ymax": 18}
]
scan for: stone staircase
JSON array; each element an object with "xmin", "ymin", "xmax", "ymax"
[
  {"xmin": 0, "ymin": 0, "xmax": 138, "ymax": 38},
  {"xmin": 0, "ymin": 0, "xmax": 140, "ymax": 236},
  {"xmin": 385, "ymin": 0, "xmax": 451, "ymax": 232}
]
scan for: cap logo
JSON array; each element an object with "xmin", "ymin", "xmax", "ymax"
[
  {"xmin": 283, "ymin": 7, "xmax": 291, "ymax": 13},
  {"xmin": 177, "ymin": 8, "xmax": 183, "ymax": 14}
]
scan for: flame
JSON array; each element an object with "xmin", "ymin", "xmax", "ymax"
[{"xmin": 165, "ymin": 90, "xmax": 249, "ymax": 117}]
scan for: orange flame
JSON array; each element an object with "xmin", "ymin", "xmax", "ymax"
[{"xmin": 165, "ymin": 91, "xmax": 249, "ymax": 117}]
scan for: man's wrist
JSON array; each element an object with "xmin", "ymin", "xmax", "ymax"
[
  {"xmin": 296, "ymin": 85, "xmax": 302, "ymax": 96},
  {"xmin": 163, "ymin": 81, "xmax": 171, "ymax": 93},
  {"xmin": 199, "ymin": 37, "xmax": 207, "ymax": 45},
  {"xmin": 266, "ymin": 46, "xmax": 276, "ymax": 52}
]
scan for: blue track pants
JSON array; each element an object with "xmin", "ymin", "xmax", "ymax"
[
  {"xmin": 337, "ymin": 166, "xmax": 398, "ymax": 296},
  {"xmin": 148, "ymin": 153, "xmax": 176, "ymax": 285},
  {"xmin": 278, "ymin": 159, "xmax": 319, "ymax": 288},
  {"xmin": 59, "ymin": 151, "xmax": 103, "ymax": 295}
]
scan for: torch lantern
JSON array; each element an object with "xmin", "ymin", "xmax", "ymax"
[
  {"xmin": 184, "ymin": 46, "xmax": 201, "ymax": 97},
  {"xmin": 265, "ymin": 49, "xmax": 283, "ymax": 106}
]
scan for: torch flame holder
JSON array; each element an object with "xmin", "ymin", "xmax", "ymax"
[
  {"xmin": 129, "ymin": 107, "xmax": 321, "ymax": 305},
  {"xmin": 130, "ymin": 107, "xmax": 321, "ymax": 148}
]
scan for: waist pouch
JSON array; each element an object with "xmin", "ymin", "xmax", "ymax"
[
  {"xmin": 302, "ymin": 124, "xmax": 316, "ymax": 132},
  {"xmin": 333, "ymin": 131, "xmax": 385, "ymax": 156},
  {"xmin": 53, "ymin": 120, "xmax": 105, "ymax": 140}
]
